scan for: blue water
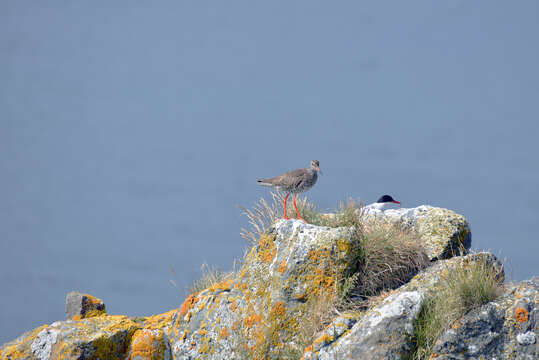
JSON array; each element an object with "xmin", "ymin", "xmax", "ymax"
[{"xmin": 1, "ymin": 1, "xmax": 538, "ymax": 343}]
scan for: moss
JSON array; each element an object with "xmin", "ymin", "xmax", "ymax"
[{"xmin": 85, "ymin": 309, "xmax": 107, "ymax": 318}]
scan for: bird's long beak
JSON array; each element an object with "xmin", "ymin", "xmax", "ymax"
[{"xmin": 393, "ymin": 200, "xmax": 401, "ymax": 204}]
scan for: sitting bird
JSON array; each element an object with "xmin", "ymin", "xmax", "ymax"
[
  {"xmin": 257, "ymin": 160, "xmax": 320, "ymax": 222},
  {"xmin": 365, "ymin": 194, "xmax": 401, "ymax": 211}
]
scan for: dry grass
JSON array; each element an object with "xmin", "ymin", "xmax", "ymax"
[
  {"xmin": 187, "ymin": 263, "xmax": 236, "ymax": 295},
  {"xmin": 353, "ymin": 220, "xmax": 429, "ymax": 299},
  {"xmin": 408, "ymin": 257, "xmax": 504, "ymax": 359},
  {"xmin": 238, "ymin": 193, "xmax": 429, "ymax": 357},
  {"xmin": 241, "ymin": 192, "xmax": 428, "ymax": 300}
]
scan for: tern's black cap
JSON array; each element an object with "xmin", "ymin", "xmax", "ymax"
[{"xmin": 377, "ymin": 195, "xmax": 396, "ymax": 203}]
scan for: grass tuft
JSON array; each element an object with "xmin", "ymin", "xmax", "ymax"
[
  {"xmin": 408, "ymin": 257, "xmax": 504, "ymax": 359},
  {"xmin": 353, "ymin": 220, "xmax": 429, "ymax": 300},
  {"xmin": 187, "ymin": 263, "xmax": 236, "ymax": 295}
]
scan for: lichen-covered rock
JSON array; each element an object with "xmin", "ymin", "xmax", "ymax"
[
  {"xmin": 65, "ymin": 292, "xmax": 107, "ymax": 320},
  {"xmin": 167, "ymin": 219, "xmax": 361, "ymax": 359},
  {"xmin": 362, "ymin": 205, "xmax": 471, "ymax": 260},
  {"xmin": 303, "ymin": 252, "xmax": 504, "ymax": 360},
  {"xmin": 1, "ymin": 220, "xmax": 360, "ymax": 360},
  {"xmin": 2, "ymin": 209, "xmax": 532, "ymax": 360},
  {"xmin": 0, "ymin": 315, "xmax": 139, "ymax": 360},
  {"xmin": 304, "ymin": 291, "xmax": 424, "ymax": 360},
  {"xmin": 432, "ymin": 276, "xmax": 538, "ymax": 360}
]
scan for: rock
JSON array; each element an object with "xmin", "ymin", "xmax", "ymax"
[
  {"xmin": 361, "ymin": 205, "xmax": 471, "ymax": 260},
  {"xmin": 305, "ymin": 291, "xmax": 424, "ymax": 360},
  {"xmin": 167, "ymin": 219, "xmax": 361, "ymax": 359},
  {"xmin": 432, "ymin": 276, "xmax": 538, "ymax": 360},
  {"xmin": 1, "ymin": 207, "xmax": 534, "ymax": 360},
  {"xmin": 303, "ymin": 252, "xmax": 504, "ymax": 360},
  {"xmin": 0, "ymin": 315, "xmax": 140, "ymax": 360},
  {"xmin": 65, "ymin": 292, "xmax": 106, "ymax": 320},
  {"xmin": 2, "ymin": 219, "xmax": 359, "ymax": 360}
]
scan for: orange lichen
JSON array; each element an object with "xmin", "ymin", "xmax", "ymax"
[
  {"xmin": 271, "ymin": 302, "xmax": 286, "ymax": 317},
  {"xmin": 257, "ymin": 234, "xmax": 277, "ymax": 264},
  {"xmin": 307, "ymin": 248, "xmax": 330, "ymax": 263},
  {"xmin": 180, "ymin": 293, "xmax": 199, "ymax": 316},
  {"xmin": 244, "ymin": 313, "xmax": 262, "ymax": 328},
  {"xmin": 143, "ymin": 309, "xmax": 177, "ymax": 330},
  {"xmin": 515, "ymin": 307, "xmax": 529, "ymax": 322},
  {"xmin": 219, "ymin": 327, "xmax": 230, "ymax": 339},
  {"xmin": 207, "ymin": 279, "xmax": 234, "ymax": 293},
  {"xmin": 277, "ymin": 260, "xmax": 287, "ymax": 273},
  {"xmin": 128, "ymin": 329, "xmax": 165, "ymax": 360},
  {"xmin": 313, "ymin": 333, "xmax": 334, "ymax": 345},
  {"xmin": 0, "ymin": 324, "xmax": 48, "ymax": 359}
]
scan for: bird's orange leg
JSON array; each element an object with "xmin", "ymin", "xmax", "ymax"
[
  {"xmin": 293, "ymin": 195, "xmax": 306, "ymax": 222},
  {"xmin": 283, "ymin": 194, "xmax": 290, "ymax": 220}
]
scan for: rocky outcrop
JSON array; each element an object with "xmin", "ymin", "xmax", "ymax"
[
  {"xmin": 1, "ymin": 316, "xmax": 141, "ymax": 360},
  {"xmin": 168, "ymin": 220, "xmax": 361, "ymax": 359},
  {"xmin": 0, "ymin": 205, "xmax": 535, "ymax": 360},
  {"xmin": 362, "ymin": 205, "xmax": 471, "ymax": 260},
  {"xmin": 432, "ymin": 276, "xmax": 538, "ymax": 359},
  {"xmin": 303, "ymin": 252, "xmax": 504, "ymax": 360}
]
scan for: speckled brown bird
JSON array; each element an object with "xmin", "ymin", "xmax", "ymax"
[{"xmin": 257, "ymin": 160, "xmax": 320, "ymax": 221}]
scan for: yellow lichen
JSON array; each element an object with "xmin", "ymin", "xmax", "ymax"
[
  {"xmin": 313, "ymin": 333, "xmax": 334, "ymax": 345},
  {"xmin": 244, "ymin": 313, "xmax": 261, "ymax": 328},
  {"xmin": 85, "ymin": 309, "xmax": 107, "ymax": 318},
  {"xmin": 219, "ymin": 327, "xmax": 230, "ymax": 339},
  {"xmin": 257, "ymin": 234, "xmax": 277, "ymax": 264},
  {"xmin": 128, "ymin": 329, "xmax": 166, "ymax": 360},
  {"xmin": 271, "ymin": 302, "xmax": 286, "ymax": 317}
]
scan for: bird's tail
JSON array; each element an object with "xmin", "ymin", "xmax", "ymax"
[{"xmin": 257, "ymin": 179, "xmax": 274, "ymax": 187}]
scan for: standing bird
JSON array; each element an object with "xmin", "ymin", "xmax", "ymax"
[
  {"xmin": 365, "ymin": 195, "xmax": 401, "ymax": 211},
  {"xmin": 257, "ymin": 160, "xmax": 320, "ymax": 222}
]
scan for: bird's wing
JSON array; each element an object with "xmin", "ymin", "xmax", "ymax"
[{"xmin": 274, "ymin": 168, "xmax": 308, "ymax": 188}]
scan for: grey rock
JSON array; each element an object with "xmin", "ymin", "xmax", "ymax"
[
  {"xmin": 304, "ymin": 252, "xmax": 504, "ymax": 360},
  {"xmin": 432, "ymin": 276, "xmax": 538, "ymax": 360},
  {"xmin": 361, "ymin": 205, "xmax": 471, "ymax": 260},
  {"xmin": 305, "ymin": 291, "xmax": 424, "ymax": 360},
  {"xmin": 65, "ymin": 291, "xmax": 106, "ymax": 319},
  {"xmin": 31, "ymin": 327, "xmax": 58, "ymax": 360}
]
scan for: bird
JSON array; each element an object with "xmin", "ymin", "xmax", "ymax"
[
  {"xmin": 257, "ymin": 160, "xmax": 320, "ymax": 222},
  {"xmin": 365, "ymin": 194, "xmax": 401, "ymax": 211}
]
